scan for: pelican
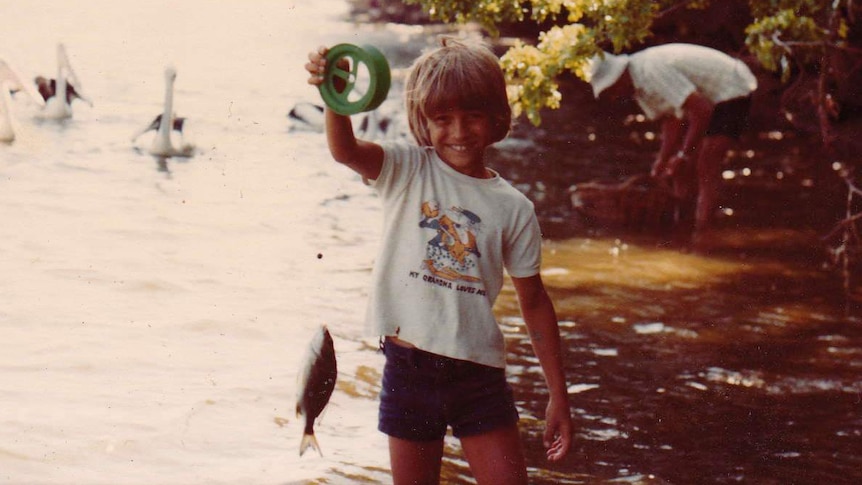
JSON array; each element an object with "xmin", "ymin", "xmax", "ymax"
[
  {"xmin": 36, "ymin": 43, "xmax": 92, "ymax": 120},
  {"xmin": 0, "ymin": 60, "xmax": 46, "ymax": 143},
  {"xmin": 287, "ymin": 101, "xmax": 408, "ymax": 141},
  {"xmin": 131, "ymin": 66, "xmax": 194, "ymax": 158},
  {"xmin": 287, "ymin": 101, "xmax": 324, "ymax": 132}
]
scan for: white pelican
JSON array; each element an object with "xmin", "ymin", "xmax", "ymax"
[
  {"xmin": 131, "ymin": 66, "xmax": 194, "ymax": 158},
  {"xmin": 287, "ymin": 100, "xmax": 408, "ymax": 141},
  {"xmin": 36, "ymin": 44, "xmax": 92, "ymax": 120},
  {"xmin": 287, "ymin": 101, "xmax": 324, "ymax": 132},
  {"xmin": 0, "ymin": 60, "xmax": 46, "ymax": 143}
]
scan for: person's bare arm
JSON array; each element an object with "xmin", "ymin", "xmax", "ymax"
[
  {"xmin": 305, "ymin": 46, "xmax": 384, "ymax": 180},
  {"xmin": 511, "ymin": 274, "xmax": 572, "ymax": 461},
  {"xmin": 655, "ymin": 91, "xmax": 714, "ymax": 177},
  {"xmin": 678, "ymin": 91, "xmax": 714, "ymax": 155},
  {"xmin": 653, "ymin": 117, "xmax": 684, "ymax": 177}
]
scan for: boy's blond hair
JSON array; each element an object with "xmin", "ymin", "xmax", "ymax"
[{"xmin": 405, "ymin": 37, "xmax": 511, "ymax": 147}]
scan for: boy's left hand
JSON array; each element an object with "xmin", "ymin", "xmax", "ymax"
[{"xmin": 544, "ymin": 396, "xmax": 573, "ymax": 461}]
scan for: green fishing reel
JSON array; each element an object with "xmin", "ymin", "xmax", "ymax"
[{"xmin": 319, "ymin": 43, "xmax": 391, "ymax": 116}]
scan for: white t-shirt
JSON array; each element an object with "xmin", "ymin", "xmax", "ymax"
[
  {"xmin": 628, "ymin": 43, "xmax": 758, "ymax": 120},
  {"xmin": 365, "ymin": 142, "xmax": 542, "ymax": 368}
]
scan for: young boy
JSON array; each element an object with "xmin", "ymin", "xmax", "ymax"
[{"xmin": 305, "ymin": 38, "xmax": 572, "ymax": 484}]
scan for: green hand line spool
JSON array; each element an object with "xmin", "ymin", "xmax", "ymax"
[{"xmin": 319, "ymin": 44, "xmax": 391, "ymax": 116}]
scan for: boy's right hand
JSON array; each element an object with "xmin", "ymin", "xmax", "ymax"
[
  {"xmin": 306, "ymin": 46, "xmax": 349, "ymax": 94},
  {"xmin": 305, "ymin": 46, "xmax": 328, "ymax": 87}
]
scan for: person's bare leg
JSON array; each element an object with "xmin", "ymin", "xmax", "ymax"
[
  {"xmin": 389, "ymin": 436, "xmax": 444, "ymax": 485},
  {"xmin": 460, "ymin": 424, "xmax": 528, "ymax": 485},
  {"xmin": 695, "ymin": 136, "xmax": 731, "ymax": 232},
  {"xmin": 669, "ymin": 151, "xmax": 698, "ymax": 230}
]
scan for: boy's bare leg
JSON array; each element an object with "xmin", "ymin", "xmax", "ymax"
[
  {"xmin": 389, "ymin": 436, "xmax": 444, "ymax": 485},
  {"xmin": 460, "ymin": 424, "xmax": 528, "ymax": 485}
]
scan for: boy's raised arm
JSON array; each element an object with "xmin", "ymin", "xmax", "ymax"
[
  {"xmin": 324, "ymin": 109, "xmax": 384, "ymax": 181},
  {"xmin": 305, "ymin": 46, "xmax": 384, "ymax": 181}
]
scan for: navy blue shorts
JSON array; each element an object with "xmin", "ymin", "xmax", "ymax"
[{"xmin": 378, "ymin": 341, "xmax": 520, "ymax": 441}]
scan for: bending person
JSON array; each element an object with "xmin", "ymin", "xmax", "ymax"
[{"xmin": 588, "ymin": 43, "xmax": 757, "ymax": 235}]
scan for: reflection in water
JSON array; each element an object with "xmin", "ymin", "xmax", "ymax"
[
  {"xmin": 152, "ymin": 154, "xmax": 194, "ymax": 176},
  {"xmin": 154, "ymin": 155, "xmax": 170, "ymax": 174}
]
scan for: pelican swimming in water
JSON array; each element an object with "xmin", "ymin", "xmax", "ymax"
[
  {"xmin": 287, "ymin": 100, "xmax": 408, "ymax": 141},
  {"xmin": 0, "ymin": 60, "xmax": 46, "ymax": 143},
  {"xmin": 131, "ymin": 66, "xmax": 194, "ymax": 158},
  {"xmin": 35, "ymin": 43, "xmax": 92, "ymax": 120}
]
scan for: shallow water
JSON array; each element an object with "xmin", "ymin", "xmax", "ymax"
[
  {"xmin": 510, "ymin": 238, "xmax": 862, "ymax": 483},
  {"xmin": 2, "ymin": 1, "xmax": 860, "ymax": 484}
]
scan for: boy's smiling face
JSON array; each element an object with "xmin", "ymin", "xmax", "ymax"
[{"xmin": 426, "ymin": 107, "xmax": 494, "ymax": 178}]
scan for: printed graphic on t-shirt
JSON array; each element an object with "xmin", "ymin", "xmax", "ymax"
[{"xmin": 417, "ymin": 200, "xmax": 484, "ymax": 289}]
